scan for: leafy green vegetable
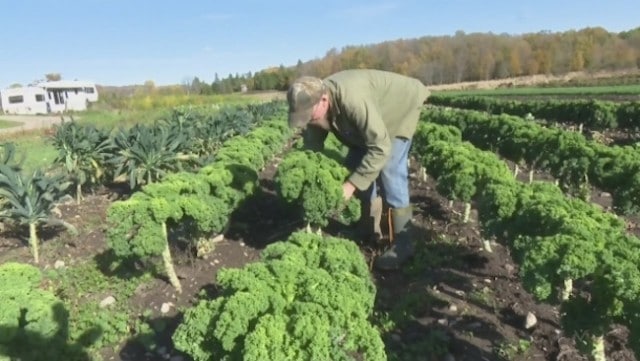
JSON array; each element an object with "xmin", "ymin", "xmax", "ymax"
[{"xmin": 173, "ymin": 232, "xmax": 385, "ymax": 361}]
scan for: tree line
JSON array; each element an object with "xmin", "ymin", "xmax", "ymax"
[{"xmin": 195, "ymin": 26, "xmax": 640, "ymax": 94}]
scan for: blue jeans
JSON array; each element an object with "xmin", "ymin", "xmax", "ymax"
[{"xmin": 345, "ymin": 138, "xmax": 412, "ymax": 208}]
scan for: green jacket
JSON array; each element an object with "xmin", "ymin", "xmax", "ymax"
[{"xmin": 304, "ymin": 69, "xmax": 430, "ymax": 191}]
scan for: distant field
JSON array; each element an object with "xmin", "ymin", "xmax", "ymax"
[
  {"xmin": 435, "ymin": 84, "xmax": 640, "ymax": 97},
  {"xmin": 242, "ymin": 90, "xmax": 286, "ymax": 101}
]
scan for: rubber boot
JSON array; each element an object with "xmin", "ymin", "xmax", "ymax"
[
  {"xmin": 358, "ymin": 196, "xmax": 383, "ymax": 243},
  {"xmin": 374, "ymin": 206, "xmax": 415, "ymax": 271},
  {"xmin": 369, "ymin": 196, "xmax": 383, "ymax": 243}
]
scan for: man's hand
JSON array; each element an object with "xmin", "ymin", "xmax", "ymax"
[{"xmin": 342, "ymin": 181, "xmax": 356, "ymax": 201}]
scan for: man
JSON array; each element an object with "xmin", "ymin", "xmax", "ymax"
[{"xmin": 287, "ymin": 69, "xmax": 430, "ymax": 270}]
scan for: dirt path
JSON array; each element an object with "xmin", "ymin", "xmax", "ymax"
[{"xmin": 0, "ymin": 115, "xmax": 69, "ymax": 136}]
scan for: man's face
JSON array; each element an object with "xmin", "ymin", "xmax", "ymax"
[{"xmin": 308, "ymin": 94, "xmax": 330, "ymax": 130}]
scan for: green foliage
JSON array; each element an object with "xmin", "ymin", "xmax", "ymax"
[
  {"xmin": 173, "ymin": 232, "xmax": 385, "ymax": 361},
  {"xmin": 46, "ymin": 258, "xmax": 153, "ymax": 354},
  {"xmin": 107, "ymin": 162, "xmax": 257, "ymax": 261},
  {"xmin": 67, "ymin": 302, "xmax": 130, "ymax": 351},
  {"xmin": 276, "ymin": 150, "xmax": 361, "ymax": 228},
  {"xmin": 0, "ymin": 262, "xmax": 41, "ymax": 290},
  {"xmin": 0, "ymin": 142, "xmax": 25, "ymax": 171},
  {"xmin": 0, "ymin": 166, "xmax": 70, "ymax": 226},
  {"xmin": 412, "ymin": 122, "xmax": 462, "ymax": 158},
  {"xmin": 494, "ymin": 339, "xmax": 531, "ymax": 360},
  {"xmin": 107, "ymin": 191, "xmax": 174, "ymax": 259},
  {"xmin": 111, "ymin": 123, "xmax": 192, "ymax": 190},
  {"xmin": 106, "ymin": 115, "xmax": 289, "ymax": 291},
  {"xmin": 414, "ymin": 114, "xmax": 640, "ymax": 358},
  {"xmin": 0, "ymin": 262, "xmax": 90, "ymax": 361},
  {"xmin": 0, "ymin": 165, "xmax": 73, "ymax": 262},
  {"xmin": 424, "ymin": 106, "xmax": 640, "ymax": 215},
  {"xmin": 50, "ymin": 119, "xmax": 114, "ymax": 201},
  {"xmin": 428, "ymin": 96, "xmax": 622, "ymax": 130},
  {"xmin": 165, "ymin": 103, "xmax": 259, "ymax": 157},
  {"xmin": 419, "ymin": 139, "xmax": 511, "ymax": 204}
]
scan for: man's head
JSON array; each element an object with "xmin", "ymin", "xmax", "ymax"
[{"xmin": 287, "ymin": 76, "xmax": 329, "ymax": 129}]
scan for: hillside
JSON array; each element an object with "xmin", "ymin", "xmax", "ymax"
[{"xmin": 425, "ymin": 68, "xmax": 640, "ymax": 91}]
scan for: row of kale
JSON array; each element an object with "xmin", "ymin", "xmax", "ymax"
[
  {"xmin": 428, "ymin": 95, "xmax": 640, "ymax": 131},
  {"xmin": 0, "ymin": 101, "xmax": 285, "ymax": 265},
  {"xmin": 166, "ymin": 128, "xmax": 387, "ymax": 360},
  {"xmin": 103, "ymin": 113, "xmax": 387, "ymax": 358},
  {"xmin": 413, "ymin": 121, "xmax": 640, "ymax": 361},
  {"xmin": 105, "ymin": 114, "xmax": 293, "ymax": 293},
  {"xmin": 421, "ymin": 107, "xmax": 640, "ymax": 215},
  {"xmin": 51, "ymin": 101, "xmax": 285, "ymax": 202},
  {"xmin": 0, "ymin": 231, "xmax": 384, "ymax": 360}
]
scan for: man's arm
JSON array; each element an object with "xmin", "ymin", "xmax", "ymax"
[{"xmin": 346, "ymin": 100, "xmax": 391, "ymax": 191}]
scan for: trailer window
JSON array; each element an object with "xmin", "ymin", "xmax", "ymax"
[
  {"xmin": 35, "ymin": 94, "xmax": 45, "ymax": 102},
  {"xmin": 84, "ymin": 87, "xmax": 95, "ymax": 94},
  {"xmin": 8, "ymin": 95, "xmax": 23, "ymax": 104}
]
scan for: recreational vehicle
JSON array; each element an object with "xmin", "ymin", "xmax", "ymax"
[{"xmin": 0, "ymin": 80, "xmax": 99, "ymax": 115}]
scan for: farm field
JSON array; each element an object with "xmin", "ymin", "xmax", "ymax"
[
  {"xmin": 1, "ymin": 143, "xmax": 637, "ymax": 361},
  {"xmin": 1, "ymin": 84, "xmax": 639, "ymax": 361}
]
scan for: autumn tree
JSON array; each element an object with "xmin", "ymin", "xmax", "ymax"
[{"xmin": 45, "ymin": 73, "xmax": 61, "ymax": 81}]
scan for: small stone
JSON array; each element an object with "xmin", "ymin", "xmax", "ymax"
[
  {"xmin": 156, "ymin": 346, "xmax": 167, "ymax": 356},
  {"xmin": 448, "ymin": 304, "xmax": 458, "ymax": 313},
  {"xmin": 483, "ymin": 278, "xmax": 492, "ymax": 284},
  {"xmin": 504, "ymin": 264, "xmax": 515, "ymax": 273},
  {"xmin": 390, "ymin": 333, "xmax": 401, "ymax": 342},
  {"xmin": 600, "ymin": 192, "xmax": 611, "ymax": 198},
  {"xmin": 99, "ymin": 296, "xmax": 116, "ymax": 308},
  {"xmin": 54, "ymin": 260, "xmax": 65, "ymax": 269},
  {"xmin": 437, "ymin": 318, "xmax": 448, "ymax": 326},
  {"xmin": 525, "ymin": 312, "xmax": 537, "ymax": 329},
  {"xmin": 161, "ymin": 302, "xmax": 174, "ymax": 314}
]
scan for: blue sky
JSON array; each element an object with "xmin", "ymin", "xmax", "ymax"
[{"xmin": 1, "ymin": 0, "xmax": 637, "ymax": 88}]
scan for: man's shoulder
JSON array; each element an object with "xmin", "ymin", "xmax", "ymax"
[{"xmin": 326, "ymin": 69, "xmax": 385, "ymax": 81}]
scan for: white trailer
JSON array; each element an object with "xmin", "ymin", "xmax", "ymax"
[
  {"xmin": 0, "ymin": 86, "xmax": 48, "ymax": 115},
  {"xmin": 0, "ymin": 80, "xmax": 99, "ymax": 115}
]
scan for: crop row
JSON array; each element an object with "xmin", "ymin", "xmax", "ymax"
[
  {"xmin": 413, "ymin": 121, "xmax": 640, "ymax": 361},
  {"xmin": 428, "ymin": 95, "xmax": 640, "ymax": 131},
  {"xmin": 0, "ymin": 102, "xmax": 285, "ymax": 265},
  {"xmin": 422, "ymin": 107, "xmax": 640, "ymax": 215},
  {"xmin": 106, "ymin": 114, "xmax": 292, "ymax": 293}
]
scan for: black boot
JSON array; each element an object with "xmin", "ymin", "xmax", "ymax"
[{"xmin": 374, "ymin": 206, "xmax": 414, "ymax": 271}]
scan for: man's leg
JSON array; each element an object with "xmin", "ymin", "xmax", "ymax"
[
  {"xmin": 345, "ymin": 148, "xmax": 382, "ymax": 242},
  {"xmin": 375, "ymin": 137, "xmax": 414, "ymax": 270}
]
